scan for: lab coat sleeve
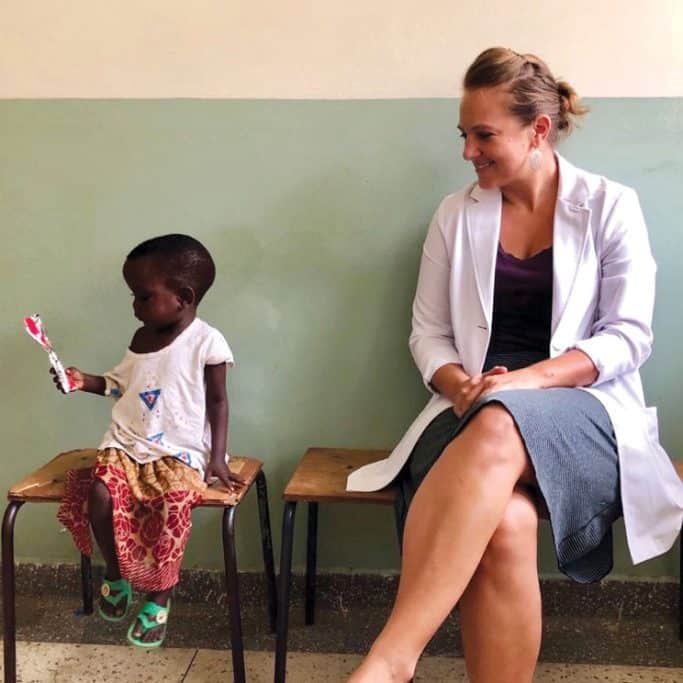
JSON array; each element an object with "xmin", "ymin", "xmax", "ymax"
[
  {"xmin": 409, "ymin": 205, "xmax": 462, "ymax": 390},
  {"xmin": 573, "ymin": 188, "xmax": 656, "ymax": 385}
]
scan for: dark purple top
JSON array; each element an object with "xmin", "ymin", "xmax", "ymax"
[{"xmin": 487, "ymin": 243, "xmax": 553, "ymax": 355}]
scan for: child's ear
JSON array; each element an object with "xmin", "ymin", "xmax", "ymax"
[{"xmin": 178, "ymin": 287, "xmax": 196, "ymax": 307}]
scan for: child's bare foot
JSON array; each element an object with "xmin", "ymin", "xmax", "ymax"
[{"xmin": 128, "ymin": 589, "xmax": 172, "ymax": 647}]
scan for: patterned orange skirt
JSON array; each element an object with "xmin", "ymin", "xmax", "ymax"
[{"xmin": 57, "ymin": 448, "xmax": 206, "ymax": 592}]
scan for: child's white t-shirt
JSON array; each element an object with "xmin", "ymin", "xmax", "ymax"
[{"xmin": 99, "ymin": 318, "xmax": 234, "ymax": 476}]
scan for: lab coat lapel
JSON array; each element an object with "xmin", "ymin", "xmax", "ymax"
[
  {"xmin": 465, "ymin": 185, "xmax": 501, "ymax": 329},
  {"xmin": 551, "ymin": 156, "xmax": 592, "ymax": 338}
]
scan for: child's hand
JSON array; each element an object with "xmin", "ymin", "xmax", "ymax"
[
  {"xmin": 50, "ymin": 366, "xmax": 84, "ymax": 392},
  {"xmin": 204, "ymin": 458, "xmax": 246, "ymax": 492}
]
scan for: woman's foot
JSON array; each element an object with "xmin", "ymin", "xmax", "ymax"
[
  {"xmin": 98, "ymin": 575, "xmax": 132, "ymax": 622},
  {"xmin": 348, "ymin": 650, "xmax": 415, "ymax": 683},
  {"xmin": 128, "ymin": 590, "xmax": 172, "ymax": 647}
]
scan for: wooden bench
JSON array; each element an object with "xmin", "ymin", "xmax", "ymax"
[
  {"xmin": 273, "ymin": 449, "xmax": 683, "ymax": 682},
  {"xmin": 274, "ymin": 447, "xmax": 400, "ymax": 683},
  {"xmin": 1, "ymin": 449, "xmax": 277, "ymax": 683}
]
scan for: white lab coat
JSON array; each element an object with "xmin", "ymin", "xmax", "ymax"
[{"xmin": 347, "ymin": 154, "xmax": 683, "ymax": 565}]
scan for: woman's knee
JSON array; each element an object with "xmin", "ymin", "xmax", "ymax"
[
  {"xmin": 480, "ymin": 490, "xmax": 539, "ymax": 570},
  {"xmin": 459, "ymin": 404, "xmax": 524, "ymax": 469},
  {"xmin": 471, "ymin": 404, "xmax": 517, "ymax": 442}
]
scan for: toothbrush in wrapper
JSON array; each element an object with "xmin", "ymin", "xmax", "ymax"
[{"xmin": 23, "ymin": 314, "xmax": 77, "ymax": 393}]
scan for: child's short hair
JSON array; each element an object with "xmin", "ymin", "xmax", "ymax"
[{"xmin": 127, "ymin": 234, "xmax": 216, "ymax": 303}]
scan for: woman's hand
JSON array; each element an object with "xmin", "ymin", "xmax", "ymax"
[
  {"xmin": 452, "ymin": 365, "xmax": 508, "ymax": 417},
  {"xmin": 477, "ymin": 366, "xmax": 545, "ymax": 400},
  {"xmin": 204, "ymin": 458, "xmax": 246, "ymax": 492},
  {"xmin": 50, "ymin": 366, "xmax": 85, "ymax": 392}
]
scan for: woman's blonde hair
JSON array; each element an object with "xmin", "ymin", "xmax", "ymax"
[{"xmin": 464, "ymin": 47, "xmax": 588, "ymax": 141}]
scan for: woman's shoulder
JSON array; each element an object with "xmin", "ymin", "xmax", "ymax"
[
  {"xmin": 439, "ymin": 183, "xmax": 477, "ymax": 208},
  {"xmin": 558, "ymin": 155, "xmax": 637, "ymax": 206},
  {"xmin": 432, "ymin": 182, "xmax": 478, "ymax": 222}
]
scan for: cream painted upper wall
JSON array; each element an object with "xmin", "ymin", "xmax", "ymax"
[{"xmin": 2, "ymin": 1, "xmax": 682, "ymax": 98}]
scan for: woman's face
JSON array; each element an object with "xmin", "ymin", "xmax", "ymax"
[{"xmin": 458, "ymin": 85, "xmax": 536, "ymax": 189}]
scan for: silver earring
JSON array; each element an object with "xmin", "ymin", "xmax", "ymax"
[{"xmin": 529, "ymin": 148, "xmax": 542, "ymax": 171}]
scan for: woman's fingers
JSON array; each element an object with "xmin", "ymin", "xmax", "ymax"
[
  {"xmin": 453, "ymin": 366, "xmax": 509, "ymax": 415},
  {"xmin": 453, "ymin": 380, "xmax": 484, "ymax": 416}
]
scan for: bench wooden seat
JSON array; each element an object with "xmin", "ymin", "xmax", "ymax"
[
  {"xmin": 2, "ymin": 450, "xmax": 277, "ymax": 683},
  {"xmin": 283, "ymin": 447, "xmax": 395, "ymax": 505},
  {"xmin": 7, "ymin": 449, "xmax": 262, "ymax": 507}
]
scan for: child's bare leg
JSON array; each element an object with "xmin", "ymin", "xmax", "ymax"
[{"xmin": 89, "ymin": 480, "xmax": 126, "ymax": 617}]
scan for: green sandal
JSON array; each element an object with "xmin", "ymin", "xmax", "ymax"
[
  {"xmin": 127, "ymin": 600, "xmax": 171, "ymax": 649},
  {"xmin": 97, "ymin": 577, "xmax": 132, "ymax": 623}
]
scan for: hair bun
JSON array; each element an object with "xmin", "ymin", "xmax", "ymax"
[
  {"xmin": 464, "ymin": 48, "xmax": 589, "ymax": 141},
  {"xmin": 556, "ymin": 79, "xmax": 589, "ymax": 131}
]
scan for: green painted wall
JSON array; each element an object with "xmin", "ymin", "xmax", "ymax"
[{"xmin": 1, "ymin": 99, "xmax": 681, "ymax": 577}]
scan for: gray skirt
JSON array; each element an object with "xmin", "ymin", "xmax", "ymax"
[{"xmin": 395, "ymin": 351, "xmax": 621, "ymax": 583}]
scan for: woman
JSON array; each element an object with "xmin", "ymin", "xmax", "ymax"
[{"xmin": 347, "ymin": 48, "xmax": 683, "ymax": 683}]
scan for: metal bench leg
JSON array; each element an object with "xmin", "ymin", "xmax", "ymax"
[
  {"xmin": 274, "ymin": 501, "xmax": 297, "ymax": 683},
  {"xmin": 80, "ymin": 554, "xmax": 93, "ymax": 615},
  {"xmin": 223, "ymin": 506, "xmax": 245, "ymax": 683},
  {"xmin": 2, "ymin": 501, "xmax": 24, "ymax": 683},
  {"xmin": 256, "ymin": 471, "xmax": 278, "ymax": 633},
  {"xmin": 305, "ymin": 502, "xmax": 318, "ymax": 626}
]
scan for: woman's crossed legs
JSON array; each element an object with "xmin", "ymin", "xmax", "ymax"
[{"xmin": 348, "ymin": 404, "xmax": 541, "ymax": 683}]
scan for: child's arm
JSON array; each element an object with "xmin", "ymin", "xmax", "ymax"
[
  {"xmin": 50, "ymin": 367, "xmax": 106, "ymax": 395},
  {"xmin": 203, "ymin": 362, "xmax": 245, "ymax": 491}
]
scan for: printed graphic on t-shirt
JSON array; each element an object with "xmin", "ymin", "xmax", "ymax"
[
  {"xmin": 139, "ymin": 389, "xmax": 161, "ymax": 411},
  {"xmin": 148, "ymin": 432, "xmax": 164, "ymax": 445},
  {"xmin": 175, "ymin": 451, "xmax": 193, "ymax": 466}
]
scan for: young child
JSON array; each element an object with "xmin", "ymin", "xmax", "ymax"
[{"xmin": 55, "ymin": 234, "xmax": 244, "ymax": 648}]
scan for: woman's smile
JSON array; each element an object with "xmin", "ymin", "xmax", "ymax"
[{"xmin": 474, "ymin": 159, "xmax": 495, "ymax": 173}]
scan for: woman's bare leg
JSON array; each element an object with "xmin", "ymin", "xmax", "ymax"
[
  {"xmin": 348, "ymin": 405, "xmax": 535, "ymax": 683},
  {"xmin": 459, "ymin": 488, "xmax": 542, "ymax": 683}
]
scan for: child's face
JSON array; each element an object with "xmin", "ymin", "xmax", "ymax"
[{"xmin": 123, "ymin": 257, "xmax": 183, "ymax": 330}]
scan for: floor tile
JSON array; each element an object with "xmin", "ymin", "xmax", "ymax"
[
  {"xmin": 184, "ymin": 649, "xmax": 268, "ymax": 682},
  {"xmin": 0, "ymin": 641, "xmax": 196, "ymax": 683},
  {"xmin": 532, "ymin": 662, "xmax": 683, "ymax": 682},
  {"xmin": 185, "ymin": 649, "xmax": 683, "ymax": 682},
  {"xmin": 186, "ymin": 650, "xmax": 364, "ymax": 682},
  {"xmin": 3, "ymin": 643, "xmax": 681, "ymax": 682}
]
